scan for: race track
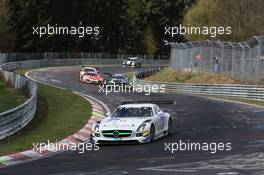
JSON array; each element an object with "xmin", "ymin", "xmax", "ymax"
[{"xmin": 2, "ymin": 66, "xmax": 264, "ymax": 175}]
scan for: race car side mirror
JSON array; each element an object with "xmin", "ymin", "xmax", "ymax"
[{"xmin": 158, "ymin": 111, "xmax": 163, "ymax": 115}]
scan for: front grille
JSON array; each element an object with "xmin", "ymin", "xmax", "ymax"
[
  {"xmin": 98, "ymin": 140, "xmax": 139, "ymax": 145},
  {"xmin": 102, "ymin": 130, "xmax": 132, "ymax": 138}
]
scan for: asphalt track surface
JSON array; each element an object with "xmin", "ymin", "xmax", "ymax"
[{"xmin": 2, "ymin": 66, "xmax": 264, "ymax": 175}]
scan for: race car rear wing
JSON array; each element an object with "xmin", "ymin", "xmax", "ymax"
[{"xmin": 122, "ymin": 100, "xmax": 176, "ymax": 105}]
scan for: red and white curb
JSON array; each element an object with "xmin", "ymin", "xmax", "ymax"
[{"xmin": 0, "ymin": 93, "xmax": 109, "ymax": 168}]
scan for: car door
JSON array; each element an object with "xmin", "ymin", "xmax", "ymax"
[{"xmin": 153, "ymin": 106, "xmax": 165, "ymax": 133}]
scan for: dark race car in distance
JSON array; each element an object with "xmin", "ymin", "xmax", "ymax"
[{"xmin": 103, "ymin": 73, "xmax": 132, "ymax": 86}]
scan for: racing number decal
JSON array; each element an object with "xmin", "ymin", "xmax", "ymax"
[
  {"xmin": 160, "ymin": 114, "xmax": 165, "ymax": 129},
  {"xmin": 157, "ymin": 113, "xmax": 165, "ymax": 130}
]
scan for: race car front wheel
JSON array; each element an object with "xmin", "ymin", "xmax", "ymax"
[{"xmin": 150, "ymin": 125, "xmax": 155, "ymax": 142}]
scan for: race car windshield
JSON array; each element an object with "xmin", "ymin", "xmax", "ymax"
[
  {"xmin": 127, "ymin": 58, "xmax": 138, "ymax": 61},
  {"xmin": 84, "ymin": 68, "xmax": 96, "ymax": 72},
  {"xmin": 111, "ymin": 107, "xmax": 154, "ymax": 118}
]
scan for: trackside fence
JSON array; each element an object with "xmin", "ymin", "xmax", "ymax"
[
  {"xmin": 134, "ymin": 67, "xmax": 264, "ymax": 101},
  {"xmin": 0, "ymin": 69, "xmax": 37, "ymax": 140},
  {"xmin": 0, "ymin": 52, "xmax": 169, "ymax": 64},
  {"xmin": 0, "ymin": 59, "xmax": 169, "ymax": 71},
  {"xmin": 169, "ymin": 35, "xmax": 264, "ymax": 83}
]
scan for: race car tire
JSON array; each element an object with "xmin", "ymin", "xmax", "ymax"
[
  {"xmin": 150, "ymin": 125, "xmax": 155, "ymax": 143},
  {"xmin": 167, "ymin": 118, "xmax": 173, "ymax": 136}
]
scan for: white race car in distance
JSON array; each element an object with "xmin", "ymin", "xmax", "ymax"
[
  {"xmin": 122, "ymin": 57, "xmax": 142, "ymax": 68},
  {"xmin": 91, "ymin": 102, "xmax": 172, "ymax": 144}
]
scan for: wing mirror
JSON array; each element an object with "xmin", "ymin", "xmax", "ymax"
[{"xmin": 158, "ymin": 111, "xmax": 163, "ymax": 115}]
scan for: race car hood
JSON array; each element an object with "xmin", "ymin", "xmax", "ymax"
[
  {"xmin": 100, "ymin": 117, "xmax": 150, "ymax": 130},
  {"xmin": 91, "ymin": 76, "xmax": 102, "ymax": 80},
  {"xmin": 124, "ymin": 60, "xmax": 132, "ymax": 64},
  {"xmin": 85, "ymin": 75, "xmax": 103, "ymax": 80}
]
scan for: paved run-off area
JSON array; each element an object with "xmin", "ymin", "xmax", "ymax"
[{"xmin": 1, "ymin": 66, "xmax": 264, "ymax": 175}]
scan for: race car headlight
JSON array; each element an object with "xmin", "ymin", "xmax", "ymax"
[
  {"xmin": 131, "ymin": 62, "xmax": 135, "ymax": 65},
  {"xmin": 93, "ymin": 124, "xmax": 100, "ymax": 137},
  {"xmin": 136, "ymin": 123, "xmax": 150, "ymax": 137},
  {"xmin": 94, "ymin": 124, "xmax": 99, "ymax": 133},
  {"xmin": 137, "ymin": 124, "xmax": 146, "ymax": 133}
]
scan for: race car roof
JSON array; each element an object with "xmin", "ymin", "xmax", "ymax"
[
  {"xmin": 119, "ymin": 103, "xmax": 157, "ymax": 108},
  {"xmin": 126, "ymin": 57, "xmax": 140, "ymax": 60},
  {"xmin": 104, "ymin": 73, "xmax": 126, "ymax": 79},
  {"xmin": 82, "ymin": 67, "xmax": 96, "ymax": 70}
]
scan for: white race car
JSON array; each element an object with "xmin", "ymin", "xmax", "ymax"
[
  {"xmin": 91, "ymin": 102, "xmax": 173, "ymax": 144},
  {"xmin": 122, "ymin": 57, "xmax": 142, "ymax": 68}
]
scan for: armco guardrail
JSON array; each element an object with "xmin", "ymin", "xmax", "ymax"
[
  {"xmin": 134, "ymin": 67, "xmax": 264, "ymax": 101},
  {"xmin": 0, "ymin": 70, "xmax": 37, "ymax": 140}
]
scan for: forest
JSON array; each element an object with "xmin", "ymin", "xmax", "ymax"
[{"xmin": 0, "ymin": 0, "xmax": 263, "ymax": 54}]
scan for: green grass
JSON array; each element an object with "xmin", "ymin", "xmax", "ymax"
[
  {"xmin": 125, "ymin": 72, "xmax": 134, "ymax": 80},
  {"xmin": 0, "ymin": 69, "xmax": 92, "ymax": 155},
  {"xmin": 144, "ymin": 67, "xmax": 264, "ymax": 107},
  {"xmin": 144, "ymin": 68, "xmax": 240, "ymax": 84},
  {"xmin": 0, "ymin": 80, "xmax": 28, "ymax": 113},
  {"xmin": 15, "ymin": 68, "xmax": 30, "ymax": 75}
]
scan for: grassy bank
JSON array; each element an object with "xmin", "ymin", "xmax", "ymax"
[
  {"xmin": 0, "ymin": 69, "xmax": 92, "ymax": 155},
  {"xmin": 0, "ymin": 80, "xmax": 27, "ymax": 113},
  {"xmin": 125, "ymin": 72, "xmax": 134, "ymax": 80},
  {"xmin": 144, "ymin": 68, "xmax": 264, "ymax": 107},
  {"xmin": 145, "ymin": 68, "xmax": 240, "ymax": 84}
]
